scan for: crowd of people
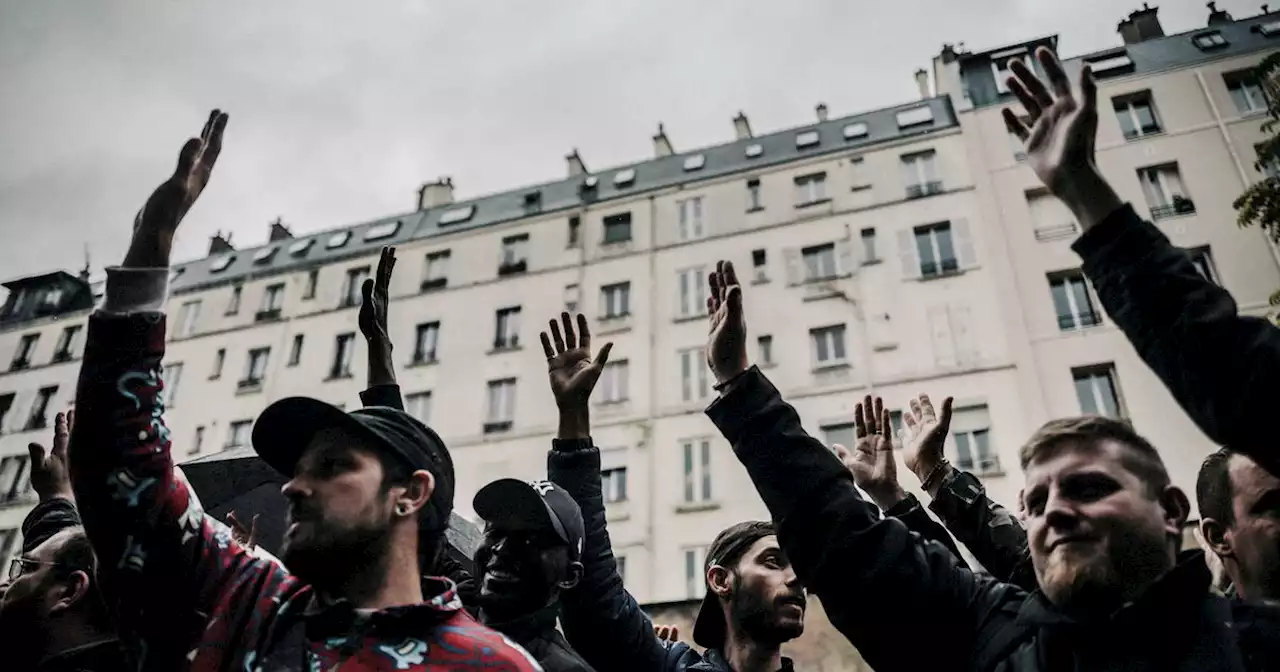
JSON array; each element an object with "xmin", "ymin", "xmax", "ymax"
[{"xmin": 1, "ymin": 47, "xmax": 1279, "ymax": 671}]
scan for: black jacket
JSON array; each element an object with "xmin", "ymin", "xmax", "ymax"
[
  {"xmin": 708, "ymin": 366, "xmax": 1280, "ymax": 671},
  {"xmin": 485, "ymin": 604, "xmax": 598, "ymax": 672},
  {"xmin": 548, "ymin": 439, "xmax": 795, "ymax": 672},
  {"xmin": 1074, "ymin": 204, "xmax": 1280, "ymax": 475},
  {"xmin": 38, "ymin": 640, "xmax": 130, "ymax": 672}
]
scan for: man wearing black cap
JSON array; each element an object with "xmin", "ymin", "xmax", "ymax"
[
  {"xmin": 471, "ymin": 478, "xmax": 597, "ymax": 671},
  {"xmin": 66, "ymin": 111, "xmax": 541, "ymax": 671},
  {"xmin": 536, "ymin": 312, "xmax": 804, "ymax": 672}
]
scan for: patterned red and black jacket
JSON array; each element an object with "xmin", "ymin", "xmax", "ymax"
[{"xmin": 68, "ymin": 271, "xmax": 543, "ymax": 671}]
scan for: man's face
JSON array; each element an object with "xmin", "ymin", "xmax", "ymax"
[
  {"xmin": 474, "ymin": 524, "xmax": 570, "ymax": 617},
  {"xmin": 280, "ymin": 427, "xmax": 397, "ymax": 585},
  {"xmin": 723, "ymin": 536, "xmax": 805, "ymax": 644},
  {"xmin": 1023, "ymin": 440, "xmax": 1177, "ymax": 609},
  {"xmin": 0, "ymin": 530, "xmax": 75, "ymax": 665},
  {"xmin": 1223, "ymin": 453, "xmax": 1280, "ymax": 599}
]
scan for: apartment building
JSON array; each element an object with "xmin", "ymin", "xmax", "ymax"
[{"xmin": 0, "ymin": 5, "xmax": 1276, "ymax": 617}]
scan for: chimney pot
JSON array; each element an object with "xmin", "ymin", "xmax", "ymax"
[
  {"xmin": 652, "ymin": 123, "xmax": 675, "ymax": 158},
  {"xmin": 208, "ymin": 231, "xmax": 235, "ymax": 256},
  {"xmin": 815, "ymin": 103, "xmax": 829, "ymax": 122},
  {"xmin": 914, "ymin": 68, "xmax": 931, "ymax": 99},
  {"xmin": 1118, "ymin": 4, "xmax": 1164, "ymax": 44},
  {"xmin": 565, "ymin": 149, "xmax": 587, "ymax": 177},
  {"xmin": 732, "ymin": 111, "xmax": 753, "ymax": 140},
  {"xmin": 417, "ymin": 177, "xmax": 456, "ymax": 210},
  {"xmin": 268, "ymin": 217, "xmax": 293, "ymax": 242}
]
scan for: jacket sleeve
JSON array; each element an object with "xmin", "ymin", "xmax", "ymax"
[
  {"xmin": 360, "ymin": 384, "xmax": 405, "ymax": 411},
  {"xmin": 1075, "ymin": 204, "xmax": 1280, "ymax": 473},
  {"xmin": 883, "ymin": 493, "xmax": 968, "ymax": 566},
  {"xmin": 548, "ymin": 439, "xmax": 692, "ymax": 672},
  {"xmin": 21, "ymin": 497, "xmax": 81, "ymax": 552},
  {"xmin": 706, "ymin": 367, "xmax": 1025, "ymax": 671},
  {"xmin": 928, "ymin": 471, "xmax": 1036, "ymax": 590}
]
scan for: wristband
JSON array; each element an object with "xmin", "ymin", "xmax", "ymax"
[{"xmin": 920, "ymin": 460, "xmax": 951, "ymax": 491}]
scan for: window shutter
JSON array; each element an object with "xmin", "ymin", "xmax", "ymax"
[
  {"xmin": 898, "ymin": 230, "xmax": 921, "ymax": 280},
  {"xmin": 835, "ymin": 239, "xmax": 856, "ymax": 276},
  {"xmin": 953, "ymin": 218, "xmax": 977, "ymax": 269},
  {"xmin": 928, "ymin": 306, "xmax": 957, "ymax": 369},
  {"xmin": 950, "ymin": 305, "xmax": 977, "ymax": 366},
  {"xmin": 783, "ymin": 248, "xmax": 803, "ymax": 286}
]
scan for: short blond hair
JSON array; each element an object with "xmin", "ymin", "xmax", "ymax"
[{"xmin": 1019, "ymin": 416, "xmax": 1170, "ymax": 496}]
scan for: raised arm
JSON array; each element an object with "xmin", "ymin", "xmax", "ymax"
[
  {"xmin": 359, "ymin": 245, "xmax": 404, "ymax": 410},
  {"xmin": 22, "ymin": 411, "xmax": 81, "ymax": 551},
  {"xmin": 1005, "ymin": 47, "xmax": 1280, "ymax": 472},
  {"xmin": 702, "ymin": 262, "xmax": 1023, "ymax": 671}
]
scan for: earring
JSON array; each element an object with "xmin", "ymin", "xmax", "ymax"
[{"xmin": 396, "ymin": 504, "xmax": 408, "ymax": 516}]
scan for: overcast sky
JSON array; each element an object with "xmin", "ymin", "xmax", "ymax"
[{"xmin": 0, "ymin": 0, "xmax": 1254, "ymax": 280}]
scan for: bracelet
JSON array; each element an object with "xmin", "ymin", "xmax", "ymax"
[
  {"xmin": 920, "ymin": 460, "xmax": 951, "ymax": 491},
  {"xmin": 713, "ymin": 367, "xmax": 751, "ymax": 392}
]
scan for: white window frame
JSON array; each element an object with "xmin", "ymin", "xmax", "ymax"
[
  {"xmin": 211, "ymin": 348, "xmax": 226, "ymax": 379},
  {"xmin": 1049, "ymin": 272, "xmax": 1101, "ymax": 331},
  {"xmin": 53, "ymin": 325, "xmax": 80, "ymax": 359},
  {"xmin": 1073, "ymin": 365, "xmax": 1124, "ymax": 418},
  {"xmin": 226, "ymin": 420, "xmax": 252, "ymax": 449},
  {"xmin": 599, "ymin": 360, "xmax": 629, "ymax": 404},
  {"xmin": 681, "ymin": 438, "xmax": 713, "ymax": 504},
  {"xmin": 901, "ymin": 150, "xmax": 939, "ymax": 191},
  {"xmin": 849, "ymin": 156, "xmax": 871, "ymax": 189},
  {"xmin": 494, "ymin": 307, "xmax": 521, "ymax": 349},
  {"xmin": 326, "ymin": 231, "xmax": 351, "ymax": 249},
  {"xmin": 809, "ymin": 325, "xmax": 848, "ymax": 367},
  {"xmin": 601, "ymin": 466, "xmax": 627, "ymax": 503},
  {"xmin": 990, "ymin": 50, "xmax": 1029, "ymax": 94},
  {"xmin": 1194, "ymin": 31, "xmax": 1227, "ymax": 49},
  {"xmin": 860, "ymin": 228, "xmax": 878, "ymax": 263},
  {"xmin": 1089, "ymin": 53, "xmax": 1134, "ymax": 75},
  {"xmin": 600, "ymin": 282, "xmax": 630, "ymax": 319},
  {"xmin": 14, "ymin": 333, "xmax": 38, "ymax": 363},
  {"xmin": 842, "ymin": 122, "xmax": 868, "ymax": 140},
  {"xmin": 364, "ymin": 220, "xmax": 400, "ymax": 241},
  {"xmin": 794, "ymin": 173, "xmax": 827, "ymax": 205},
  {"xmin": 226, "ymin": 285, "xmax": 243, "ymax": 315},
  {"xmin": 746, "ymin": 179, "xmax": 763, "ymax": 210},
  {"xmin": 288, "ymin": 334, "xmax": 304, "ymax": 366},
  {"xmin": 802, "ymin": 243, "xmax": 838, "ymax": 282},
  {"xmin": 343, "ymin": 267, "xmax": 370, "ymax": 306},
  {"xmin": 163, "ymin": 362, "xmax": 183, "ymax": 407},
  {"xmin": 745, "ymin": 144, "xmax": 763, "ymax": 158},
  {"xmin": 245, "ymin": 347, "xmax": 270, "ymax": 383},
  {"xmin": 424, "ymin": 251, "xmax": 450, "ymax": 284},
  {"xmin": 486, "ymin": 379, "xmax": 517, "ymax": 424},
  {"xmin": 406, "ymin": 391, "xmax": 432, "ymax": 424},
  {"xmin": 332, "ymin": 334, "xmax": 355, "ymax": 378},
  {"xmin": 795, "ymin": 130, "xmax": 820, "ymax": 148},
  {"xmin": 676, "ymin": 267, "xmax": 706, "ymax": 318},
  {"xmin": 414, "ymin": 322, "xmax": 440, "ymax": 363},
  {"xmin": 613, "ymin": 168, "xmax": 636, "ymax": 186},
  {"xmin": 684, "ymin": 546, "xmax": 708, "ymax": 598},
  {"xmin": 678, "ymin": 197, "xmax": 705, "ymax": 240},
  {"xmin": 209, "ymin": 254, "xmax": 235, "ymax": 273},
  {"xmin": 915, "ymin": 223, "xmax": 958, "ymax": 276},
  {"xmin": 952, "ymin": 405, "xmax": 998, "ymax": 474},
  {"xmin": 289, "ymin": 238, "xmax": 314, "ymax": 256},
  {"xmin": 1114, "ymin": 94, "xmax": 1161, "ymax": 139},
  {"xmin": 679, "ymin": 348, "xmax": 710, "ymax": 403},
  {"xmin": 501, "ymin": 235, "xmax": 529, "ymax": 267},
  {"xmin": 1226, "ymin": 73, "xmax": 1268, "ymax": 114},
  {"xmin": 1138, "ymin": 164, "xmax": 1187, "ymax": 208},
  {"xmin": 262, "ymin": 284, "xmax": 285, "ymax": 312},
  {"xmin": 683, "ymin": 154, "xmax": 706, "ymax": 171},
  {"xmin": 439, "ymin": 205, "xmax": 475, "ymax": 225}
]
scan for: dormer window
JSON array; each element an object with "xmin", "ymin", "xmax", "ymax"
[
  {"xmin": 289, "ymin": 238, "xmax": 314, "ymax": 256},
  {"xmin": 613, "ymin": 169, "xmax": 636, "ymax": 186},
  {"xmin": 1193, "ymin": 31, "xmax": 1227, "ymax": 49},
  {"xmin": 745, "ymin": 144, "xmax": 763, "ymax": 158},
  {"xmin": 683, "ymin": 154, "xmax": 706, "ymax": 171},
  {"xmin": 252, "ymin": 247, "xmax": 277, "ymax": 264},
  {"xmin": 523, "ymin": 191, "xmax": 542, "ymax": 212},
  {"xmin": 439, "ymin": 205, "xmax": 475, "ymax": 225},
  {"xmin": 842, "ymin": 123, "xmax": 868, "ymax": 140},
  {"xmin": 364, "ymin": 220, "xmax": 400, "ymax": 241},
  {"xmin": 210, "ymin": 254, "xmax": 235, "ymax": 273},
  {"xmin": 795, "ymin": 130, "xmax": 820, "ymax": 148},
  {"xmin": 896, "ymin": 106, "xmax": 934, "ymax": 128},
  {"xmin": 326, "ymin": 231, "xmax": 351, "ymax": 249},
  {"xmin": 584, "ymin": 175, "xmax": 599, "ymax": 189},
  {"xmin": 1087, "ymin": 52, "xmax": 1135, "ymax": 77},
  {"xmin": 1260, "ymin": 20, "xmax": 1280, "ymax": 36}
]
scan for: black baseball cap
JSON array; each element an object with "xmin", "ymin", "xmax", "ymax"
[
  {"xmin": 473, "ymin": 478, "xmax": 585, "ymax": 559},
  {"xmin": 692, "ymin": 520, "xmax": 777, "ymax": 649},
  {"xmin": 252, "ymin": 397, "xmax": 455, "ymax": 530}
]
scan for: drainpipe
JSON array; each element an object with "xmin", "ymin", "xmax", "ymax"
[{"xmin": 645, "ymin": 192, "xmax": 659, "ymax": 600}]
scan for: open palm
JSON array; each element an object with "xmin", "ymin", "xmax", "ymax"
[
  {"xmin": 1002, "ymin": 47, "xmax": 1098, "ymax": 200},
  {"xmin": 901, "ymin": 394, "xmax": 954, "ymax": 478},
  {"xmin": 540, "ymin": 312, "xmax": 613, "ymax": 409}
]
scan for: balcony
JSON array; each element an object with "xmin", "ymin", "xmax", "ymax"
[
  {"xmin": 1151, "ymin": 196, "xmax": 1196, "ymax": 220},
  {"xmin": 51, "ymin": 350, "xmax": 73, "ymax": 363},
  {"xmin": 960, "ymin": 456, "xmax": 1004, "ymax": 477},
  {"xmin": 236, "ymin": 378, "xmax": 264, "ymax": 394},
  {"xmin": 491, "ymin": 335, "xmax": 520, "ymax": 352},
  {"xmin": 1033, "ymin": 222, "xmax": 1079, "ymax": 242},
  {"xmin": 255, "ymin": 308, "xmax": 282, "ymax": 323},
  {"xmin": 420, "ymin": 277, "xmax": 447, "ymax": 292},
  {"xmin": 905, "ymin": 181, "xmax": 944, "ymax": 200},
  {"xmin": 497, "ymin": 260, "xmax": 527, "ymax": 277},
  {"xmin": 1058, "ymin": 312, "xmax": 1102, "ymax": 331},
  {"xmin": 9, "ymin": 358, "xmax": 30, "ymax": 371},
  {"xmin": 483, "ymin": 420, "xmax": 513, "ymax": 434}
]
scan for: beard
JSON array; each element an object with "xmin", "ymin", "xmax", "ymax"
[
  {"xmin": 1038, "ymin": 534, "xmax": 1168, "ymax": 614},
  {"xmin": 282, "ymin": 510, "xmax": 394, "ymax": 590},
  {"xmin": 728, "ymin": 575, "xmax": 805, "ymax": 645}
]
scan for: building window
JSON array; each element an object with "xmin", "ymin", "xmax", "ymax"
[
  {"xmin": 600, "ymin": 282, "xmax": 631, "ymax": 319},
  {"xmin": 952, "ymin": 405, "xmax": 999, "ymax": 475},
  {"xmin": 684, "ymin": 545, "xmax": 708, "ymax": 598},
  {"xmin": 599, "ymin": 360, "xmax": 629, "ymax": 404},
  {"xmin": 288, "ymin": 334, "xmax": 304, "ymax": 366},
  {"xmin": 485, "ymin": 379, "xmax": 517, "ymax": 432},
  {"xmin": 414, "ymin": 322, "xmax": 440, "ymax": 364},
  {"xmin": 802, "ymin": 243, "xmax": 838, "ymax": 282},
  {"xmin": 0, "ymin": 393, "xmax": 12, "ymax": 431},
  {"xmin": 26, "ymin": 386, "xmax": 57, "ymax": 431},
  {"xmin": 564, "ymin": 284, "xmax": 580, "ymax": 314},
  {"xmin": 522, "ymin": 191, "xmax": 542, "ymax": 214},
  {"xmin": 1225, "ymin": 71, "xmax": 1268, "ymax": 115},
  {"xmin": 567, "ymin": 216, "xmax": 581, "ymax": 248},
  {"xmin": 11, "ymin": 333, "xmax": 38, "ymax": 370},
  {"xmin": 494, "ymin": 307, "xmax": 521, "ymax": 350},
  {"xmin": 679, "ymin": 347, "xmax": 710, "ymax": 402},
  {"xmin": 191, "ymin": 426, "xmax": 205, "ymax": 456},
  {"xmin": 794, "ymin": 172, "xmax": 827, "ymax": 206},
  {"xmin": 896, "ymin": 106, "xmax": 934, "ymax": 128},
  {"xmin": 616, "ymin": 554, "xmax": 627, "ymax": 582},
  {"xmin": 226, "ymin": 420, "xmax": 252, "ymax": 450},
  {"xmin": 0, "ymin": 455, "xmax": 30, "ymax": 504},
  {"xmin": 746, "ymin": 178, "xmax": 763, "ymax": 211},
  {"xmin": 1193, "ymin": 31, "xmax": 1227, "ymax": 49},
  {"xmin": 210, "ymin": 348, "xmax": 226, "ymax": 379},
  {"xmin": 914, "ymin": 222, "xmax": 959, "ymax": 277},
  {"xmin": 51, "ymin": 325, "xmax": 81, "ymax": 363},
  {"xmin": 303, "ymin": 269, "xmax": 319, "ymax": 300},
  {"xmin": 176, "ymin": 300, "xmax": 201, "ymax": 337},
  {"xmin": 1048, "ymin": 271, "xmax": 1102, "ymax": 331},
  {"xmin": 423, "ymin": 251, "xmax": 450, "ymax": 290},
  {"xmin": 822, "ymin": 423, "xmax": 855, "ymax": 451},
  {"xmin": 676, "ymin": 267, "xmax": 707, "ymax": 319},
  {"xmin": 226, "ymin": 285, "xmax": 243, "ymax": 315},
  {"xmin": 406, "ymin": 392, "xmax": 431, "ymax": 424},
  {"xmin": 757, "ymin": 335, "xmax": 774, "ymax": 366},
  {"xmin": 1113, "ymin": 92, "xmax": 1162, "ymax": 140},
  {"xmin": 850, "ymin": 157, "xmax": 871, "ymax": 190},
  {"xmin": 1138, "ymin": 163, "xmax": 1194, "ymax": 219},
  {"xmin": 602, "ymin": 466, "xmax": 627, "ymax": 503},
  {"xmin": 331, "ymin": 333, "xmax": 355, "ymax": 379},
  {"xmin": 341, "ymin": 267, "xmax": 370, "ymax": 308},
  {"xmin": 1073, "ymin": 364, "xmax": 1124, "ymax": 418},
  {"xmin": 1188, "ymin": 247, "xmax": 1220, "ymax": 285},
  {"xmin": 1026, "ymin": 188, "xmax": 1078, "ymax": 241},
  {"xmin": 810, "ymin": 325, "xmax": 848, "ymax": 367},
  {"xmin": 241, "ymin": 347, "xmax": 270, "ymax": 389},
  {"xmin": 678, "ymin": 197, "xmax": 705, "ymax": 241},
  {"xmin": 681, "ymin": 439, "xmax": 713, "ymax": 506},
  {"xmin": 752, "ymin": 249, "xmax": 768, "ymax": 283},
  {"xmin": 603, "ymin": 213, "xmax": 633, "ymax": 245},
  {"xmin": 860, "ymin": 228, "xmax": 878, "ymax": 263},
  {"xmin": 901, "ymin": 150, "xmax": 941, "ymax": 198},
  {"xmin": 1261, "ymin": 146, "xmax": 1280, "ymax": 179},
  {"xmin": 163, "ymin": 362, "xmax": 183, "ymax": 407},
  {"xmin": 259, "ymin": 283, "xmax": 285, "ymax": 320},
  {"xmin": 499, "ymin": 234, "xmax": 529, "ymax": 275}
]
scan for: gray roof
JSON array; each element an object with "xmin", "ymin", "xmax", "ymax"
[
  {"xmin": 169, "ymin": 95, "xmax": 959, "ymax": 295},
  {"xmin": 957, "ymin": 12, "xmax": 1280, "ymax": 109}
]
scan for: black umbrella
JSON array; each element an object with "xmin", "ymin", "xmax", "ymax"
[{"xmin": 179, "ymin": 448, "xmax": 481, "ymax": 572}]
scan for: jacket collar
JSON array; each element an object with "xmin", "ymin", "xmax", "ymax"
[
  {"xmin": 39, "ymin": 639, "xmax": 127, "ymax": 672},
  {"xmin": 300, "ymin": 576, "xmax": 464, "ymax": 641},
  {"xmin": 692, "ymin": 648, "xmax": 796, "ymax": 672},
  {"xmin": 481, "ymin": 602, "xmax": 562, "ymax": 642}
]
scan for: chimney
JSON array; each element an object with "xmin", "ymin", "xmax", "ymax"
[
  {"xmin": 652, "ymin": 123, "xmax": 674, "ymax": 157},
  {"xmin": 209, "ymin": 231, "xmax": 234, "ymax": 256},
  {"xmin": 417, "ymin": 177, "xmax": 454, "ymax": 210},
  {"xmin": 815, "ymin": 103, "xmax": 829, "ymax": 122},
  {"xmin": 732, "ymin": 111, "xmax": 753, "ymax": 140},
  {"xmin": 1118, "ymin": 4, "xmax": 1165, "ymax": 44},
  {"xmin": 565, "ymin": 149, "xmax": 587, "ymax": 177},
  {"xmin": 268, "ymin": 217, "xmax": 293, "ymax": 242},
  {"xmin": 1207, "ymin": 2, "xmax": 1234, "ymax": 24},
  {"xmin": 915, "ymin": 68, "xmax": 931, "ymax": 98}
]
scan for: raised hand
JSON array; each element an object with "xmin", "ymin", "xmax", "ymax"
[
  {"xmin": 125, "ymin": 109, "xmax": 230, "ymax": 268},
  {"xmin": 27, "ymin": 410, "xmax": 74, "ymax": 502},
  {"xmin": 226, "ymin": 510, "xmax": 260, "ymax": 549},
  {"xmin": 706, "ymin": 260, "xmax": 749, "ymax": 386},
  {"xmin": 901, "ymin": 393, "xmax": 954, "ymax": 486},
  {"xmin": 837, "ymin": 396, "xmax": 904, "ymax": 510},
  {"xmin": 540, "ymin": 312, "xmax": 613, "ymax": 413},
  {"xmin": 654, "ymin": 624, "xmax": 680, "ymax": 643},
  {"xmin": 359, "ymin": 246, "xmax": 396, "ymax": 345},
  {"xmin": 1002, "ymin": 47, "xmax": 1120, "ymax": 231}
]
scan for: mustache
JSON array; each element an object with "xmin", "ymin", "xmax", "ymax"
[{"xmin": 776, "ymin": 592, "xmax": 807, "ymax": 608}]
